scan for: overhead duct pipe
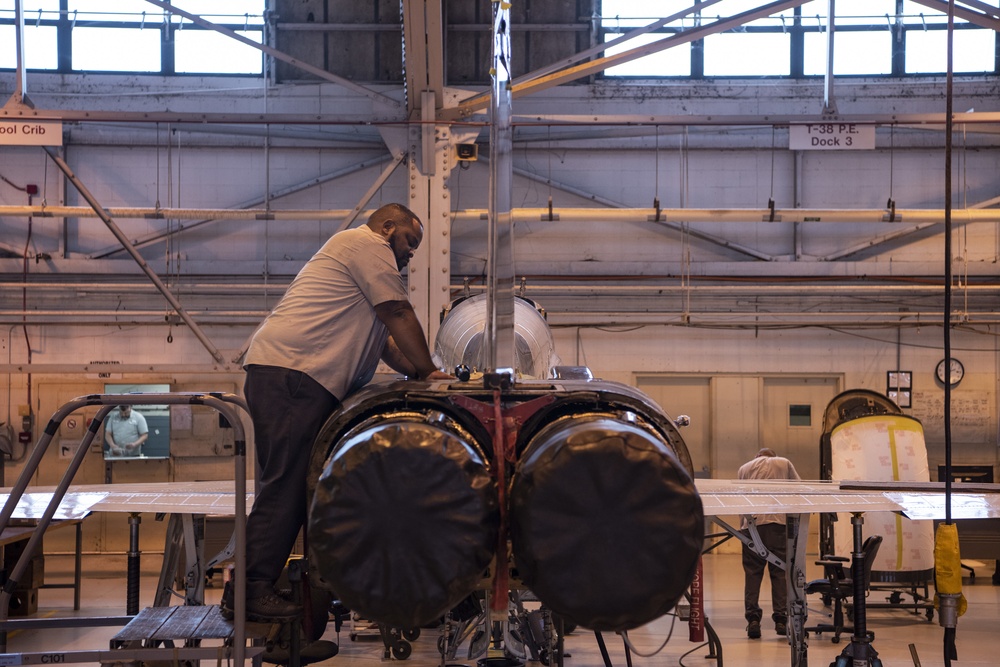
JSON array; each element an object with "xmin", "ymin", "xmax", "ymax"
[{"xmin": 2, "ymin": 205, "xmax": 998, "ymax": 224}]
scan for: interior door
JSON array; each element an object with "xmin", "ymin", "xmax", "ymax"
[
  {"xmin": 761, "ymin": 376, "xmax": 841, "ymax": 481},
  {"xmin": 635, "ymin": 375, "xmax": 711, "ymax": 477}
]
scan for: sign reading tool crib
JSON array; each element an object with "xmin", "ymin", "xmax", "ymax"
[{"xmin": 0, "ymin": 120, "xmax": 63, "ymax": 145}]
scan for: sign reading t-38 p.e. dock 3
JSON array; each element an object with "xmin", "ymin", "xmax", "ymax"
[{"xmin": 789, "ymin": 122, "xmax": 875, "ymax": 150}]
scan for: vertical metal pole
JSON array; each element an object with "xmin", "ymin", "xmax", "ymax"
[
  {"xmin": 822, "ymin": 0, "xmax": 837, "ymax": 115},
  {"xmin": 73, "ymin": 520, "xmax": 83, "ymax": 610},
  {"xmin": 232, "ymin": 419, "xmax": 247, "ymax": 666},
  {"xmin": 850, "ymin": 514, "xmax": 866, "ymax": 642},
  {"xmin": 943, "ymin": 0, "xmax": 955, "ymax": 525},
  {"xmin": 942, "ymin": 9, "xmax": 958, "ymax": 663},
  {"xmin": 786, "ymin": 514, "xmax": 809, "ymax": 667},
  {"xmin": 486, "ymin": 0, "xmax": 515, "ymax": 378},
  {"xmin": 846, "ymin": 512, "xmax": 874, "ymax": 665},
  {"xmin": 7, "ymin": 0, "xmax": 32, "ymax": 108},
  {"xmin": 127, "ymin": 513, "xmax": 141, "ymax": 616}
]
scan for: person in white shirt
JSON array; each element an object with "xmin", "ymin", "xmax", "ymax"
[
  {"xmin": 738, "ymin": 447, "xmax": 801, "ymax": 639},
  {"xmin": 227, "ymin": 203, "xmax": 453, "ymax": 623}
]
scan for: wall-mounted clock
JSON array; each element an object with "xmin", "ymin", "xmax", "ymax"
[{"xmin": 936, "ymin": 358, "xmax": 964, "ymax": 387}]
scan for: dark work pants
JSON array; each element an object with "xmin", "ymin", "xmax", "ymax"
[
  {"xmin": 742, "ymin": 522, "xmax": 788, "ymax": 625},
  {"xmin": 243, "ymin": 364, "xmax": 340, "ymax": 598}
]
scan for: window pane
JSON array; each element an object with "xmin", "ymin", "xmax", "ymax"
[
  {"xmin": 0, "ymin": 0, "xmax": 60, "ymax": 15},
  {"xmin": 900, "ymin": 1, "xmax": 982, "ymax": 26},
  {"xmin": 604, "ymin": 32, "xmax": 690, "ymax": 77},
  {"xmin": 67, "ymin": 0, "xmax": 166, "ymax": 23},
  {"xmin": 602, "ymin": 0, "xmax": 797, "ymax": 29},
  {"xmin": 906, "ymin": 29, "xmax": 996, "ymax": 73},
  {"xmin": 65, "ymin": 1, "xmax": 263, "ymax": 25},
  {"xmin": 800, "ymin": 0, "xmax": 897, "ymax": 26},
  {"xmin": 804, "ymin": 31, "xmax": 892, "ymax": 75},
  {"xmin": 0, "ymin": 24, "xmax": 58, "ymax": 69},
  {"xmin": 789, "ymin": 404, "xmax": 812, "ymax": 427},
  {"xmin": 601, "ymin": 1, "xmax": 691, "ymax": 29},
  {"xmin": 704, "ymin": 32, "xmax": 790, "ymax": 76},
  {"xmin": 172, "ymin": 0, "xmax": 265, "ymax": 26},
  {"xmin": 175, "ymin": 29, "xmax": 263, "ymax": 74},
  {"xmin": 73, "ymin": 27, "xmax": 161, "ymax": 72},
  {"xmin": 707, "ymin": 0, "xmax": 798, "ymax": 26}
]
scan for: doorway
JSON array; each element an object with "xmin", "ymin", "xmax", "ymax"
[{"xmin": 636, "ymin": 374, "xmax": 840, "ymax": 480}]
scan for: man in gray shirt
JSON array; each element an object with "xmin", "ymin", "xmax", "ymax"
[
  {"xmin": 738, "ymin": 447, "xmax": 801, "ymax": 639},
  {"xmin": 104, "ymin": 405, "xmax": 149, "ymax": 457},
  {"xmin": 229, "ymin": 203, "xmax": 453, "ymax": 623}
]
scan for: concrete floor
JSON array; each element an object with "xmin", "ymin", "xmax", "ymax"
[{"xmin": 3, "ymin": 552, "xmax": 999, "ymax": 666}]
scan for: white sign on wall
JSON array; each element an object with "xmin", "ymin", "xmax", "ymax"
[
  {"xmin": 0, "ymin": 120, "xmax": 63, "ymax": 146},
  {"xmin": 789, "ymin": 123, "xmax": 875, "ymax": 150}
]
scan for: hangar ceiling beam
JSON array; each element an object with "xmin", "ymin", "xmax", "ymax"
[
  {"xmin": 331, "ymin": 152, "xmax": 407, "ymax": 233},
  {"xmin": 500, "ymin": 160, "xmax": 777, "ymax": 261},
  {"xmin": 400, "ymin": 2, "xmax": 450, "ymax": 342},
  {"xmin": 446, "ymin": 0, "xmax": 808, "ymax": 119},
  {"xmin": 43, "ymin": 147, "xmax": 227, "ymax": 365},
  {"xmin": 909, "ymin": 0, "xmax": 1000, "ymax": 31},
  {"xmin": 141, "ymin": 0, "xmax": 400, "ymax": 109},
  {"xmin": 5, "ymin": 108, "xmax": 998, "ymax": 130},
  {"xmin": 4, "ymin": 205, "xmax": 997, "ymax": 225},
  {"xmin": 956, "ymin": 0, "xmax": 1000, "ymax": 19},
  {"xmin": 507, "ymin": 0, "xmax": 725, "ymax": 91},
  {"xmin": 402, "ymin": 0, "xmax": 446, "ymax": 114},
  {"xmin": 824, "ymin": 192, "xmax": 1000, "ymax": 260},
  {"xmin": 91, "ymin": 154, "xmax": 395, "ymax": 259}
]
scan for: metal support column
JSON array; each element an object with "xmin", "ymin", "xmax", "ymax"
[
  {"xmin": 822, "ymin": 0, "xmax": 838, "ymax": 115},
  {"xmin": 787, "ymin": 514, "xmax": 810, "ymax": 667},
  {"xmin": 127, "ymin": 514, "xmax": 141, "ymax": 616},
  {"xmin": 485, "ymin": 0, "xmax": 515, "ymax": 379},
  {"xmin": 3, "ymin": 0, "xmax": 32, "ymax": 109}
]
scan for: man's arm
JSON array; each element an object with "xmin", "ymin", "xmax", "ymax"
[
  {"xmin": 374, "ymin": 300, "xmax": 452, "ymax": 380},
  {"xmin": 105, "ymin": 427, "xmax": 122, "ymax": 455},
  {"xmin": 124, "ymin": 431, "xmax": 149, "ymax": 454},
  {"xmin": 381, "ymin": 335, "xmax": 418, "ymax": 377}
]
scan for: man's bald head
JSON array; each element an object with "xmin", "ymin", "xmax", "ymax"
[{"xmin": 366, "ymin": 203, "xmax": 423, "ymax": 270}]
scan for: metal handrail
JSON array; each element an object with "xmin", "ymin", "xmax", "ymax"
[{"xmin": 0, "ymin": 392, "xmax": 250, "ymax": 664}]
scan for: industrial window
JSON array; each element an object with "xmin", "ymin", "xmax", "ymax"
[
  {"xmin": 703, "ymin": 31, "xmax": 791, "ymax": 76},
  {"xmin": 803, "ymin": 31, "xmax": 892, "ymax": 76},
  {"xmin": 72, "ymin": 25, "xmax": 162, "ymax": 72},
  {"xmin": 0, "ymin": 22, "xmax": 58, "ymax": 69},
  {"xmin": 905, "ymin": 28, "xmax": 997, "ymax": 74},
  {"xmin": 604, "ymin": 32, "xmax": 692, "ymax": 77},
  {"xmin": 789, "ymin": 404, "xmax": 812, "ymax": 427},
  {"xmin": 600, "ymin": 0, "xmax": 998, "ymax": 78},
  {"xmin": 0, "ymin": 0, "xmax": 265, "ymax": 75}
]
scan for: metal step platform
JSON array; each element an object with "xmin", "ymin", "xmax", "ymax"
[
  {"xmin": 110, "ymin": 604, "xmax": 275, "ymax": 648},
  {"xmin": 4, "ymin": 605, "xmax": 270, "ymax": 665}
]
